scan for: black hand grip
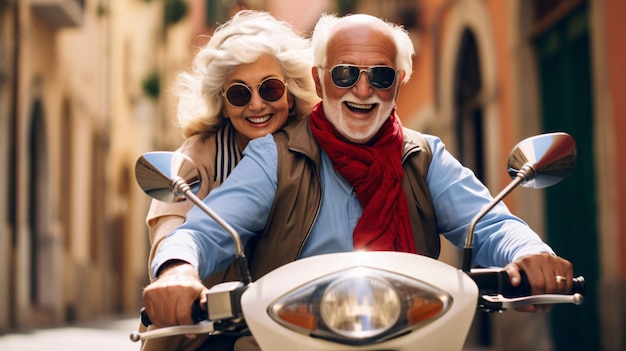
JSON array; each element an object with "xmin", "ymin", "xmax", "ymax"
[
  {"xmin": 192, "ymin": 299, "xmax": 209, "ymax": 323},
  {"xmin": 571, "ymin": 275, "xmax": 585, "ymax": 295},
  {"xmin": 140, "ymin": 307, "xmax": 151, "ymax": 326},
  {"xmin": 469, "ymin": 268, "xmax": 585, "ymax": 297},
  {"xmin": 469, "ymin": 268, "xmax": 529, "ymax": 297},
  {"xmin": 514, "ymin": 273, "xmax": 585, "ymax": 296},
  {"xmin": 140, "ymin": 300, "xmax": 207, "ymax": 327}
]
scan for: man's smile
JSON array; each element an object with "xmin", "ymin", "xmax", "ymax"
[{"xmin": 344, "ymin": 101, "xmax": 377, "ymax": 113}]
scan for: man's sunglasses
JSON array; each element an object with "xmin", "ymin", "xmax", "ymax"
[
  {"xmin": 326, "ymin": 65, "xmax": 397, "ymax": 90},
  {"xmin": 222, "ymin": 77, "xmax": 287, "ymax": 107}
]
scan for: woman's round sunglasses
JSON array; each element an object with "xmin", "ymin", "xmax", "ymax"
[
  {"xmin": 326, "ymin": 64, "xmax": 397, "ymax": 90},
  {"xmin": 222, "ymin": 77, "xmax": 287, "ymax": 107}
]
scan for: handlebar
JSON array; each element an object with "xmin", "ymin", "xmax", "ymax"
[
  {"xmin": 140, "ymin": 269, "xmax": 585, "ymax": 326},
  {"xmin": 132, "ymin": 267, "xmax": 585, "ymax": 342},
  {"xmin": 133, "ymin": 292, "xmax": 246, "ymax": 342},
  {"xmin": 469, "ymin": 268, "xmax": 585, "ymax": 311}
]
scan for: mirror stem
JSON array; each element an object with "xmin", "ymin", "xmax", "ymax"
[
  {"xmin": 462, "ymin": 164, "xmax": 535, "ymax": 272},
  {"xmin": 171, "ymin": 177, "xmax": 253, "ymax": 284}
]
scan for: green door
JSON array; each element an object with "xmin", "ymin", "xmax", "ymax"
[{"xmin": 534, "ymin": 3, "xmax": 600, "ymax": 350}]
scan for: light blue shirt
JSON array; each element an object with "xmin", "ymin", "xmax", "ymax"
[{"xmin": 152, "ymin": 134, "xmax": 553, "ymax": 279}]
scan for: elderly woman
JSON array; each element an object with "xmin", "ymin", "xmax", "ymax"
[{"xmin": 141, "ymin": 10, "xmax": 319, "ymax": 351}]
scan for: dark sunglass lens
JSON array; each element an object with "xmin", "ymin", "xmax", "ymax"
[
  {"xmin": 368, "ymin": 67, "xmax": 396, "ymax": 89},
  {"xmin": 226, "ymin": 84, "xmax": 251, "ymax": 106},
  {"xmin": 259, "ymin": 79, "xmax": 285, "ymax": 102},
  {"xmin": 331, "ymin": 65, "xmax": 360, "ymax": 88}
]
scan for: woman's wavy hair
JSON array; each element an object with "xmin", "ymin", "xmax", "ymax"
[{"xmin": 175, "ymin": 10, "xmax": 320, "ymax": 138}]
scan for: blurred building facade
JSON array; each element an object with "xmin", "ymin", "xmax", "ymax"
[{"xmin": 0, "ymin": 0, "xmax": 624, "ymax": 350}]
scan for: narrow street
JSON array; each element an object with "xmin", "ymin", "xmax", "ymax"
[{"xmin": 0, "ymin": 316, "xmax": 140, "ymax": 351}]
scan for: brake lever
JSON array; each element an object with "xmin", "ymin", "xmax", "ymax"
[
  {"xmin": 479, "ymin": 293, "xmax": 584, "ymax": 311},
  {"xmin": 130, "ymin": 321, "xmax": 216, "ymax": 342}
]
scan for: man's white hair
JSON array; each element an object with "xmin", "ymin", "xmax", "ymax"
[{"xmin": 310, "ymin": 13, "xmax": 415, "ymax": 84}]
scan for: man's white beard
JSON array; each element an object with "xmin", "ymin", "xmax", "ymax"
[{"xmin": 321, "ymin": 87, "xmax": 395, "ymax": 144}]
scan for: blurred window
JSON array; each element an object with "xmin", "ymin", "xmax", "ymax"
[
  {"xmin": 206, "ymin": 0, "xmax": 235, "ymax": 26},
  {"xmin": 335, "ymin": 0, "xmax": 420, "ymax": 31}
]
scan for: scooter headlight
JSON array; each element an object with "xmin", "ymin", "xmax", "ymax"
[
  {"xmin": 268, "ymin": 267, "xmax": 451, "ymax": 345},
  {"xmin": 320, "ymin": 276, "xmax": 400, "ymax": 338}
]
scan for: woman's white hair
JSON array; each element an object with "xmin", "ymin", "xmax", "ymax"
[
  {"xmin": 175, "ymin": 10, "xmax": 320, "ymax": 137},
  {"xmin": 311, "ymin": 13, "xmax": 415, "ymax": 84}
]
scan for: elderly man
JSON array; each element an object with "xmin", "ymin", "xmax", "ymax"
[{"xmin": 143, "ymin": 12, "xmax": 573, "ymax": 351}]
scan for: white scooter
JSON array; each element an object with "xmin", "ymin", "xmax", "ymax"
[{"xmin": 130, "ymin": 132, "xmax": 584, "ymax": 350}]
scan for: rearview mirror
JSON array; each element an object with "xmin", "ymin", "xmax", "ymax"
[
  {"xmin": 134, "ymin": 151, "xmax": 201, "ymax": 203},
  {"xmin": 507, "ymin": 132, "xmax": 576, "ymax": 189}
]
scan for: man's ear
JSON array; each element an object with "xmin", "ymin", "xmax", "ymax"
[
  {"xmin": 394, "ymin": 71, "xmax": 407, "ymax": 101},
  {"xmin": 312, "ymin": 67, "xmax": 323, "ymax": 98}
]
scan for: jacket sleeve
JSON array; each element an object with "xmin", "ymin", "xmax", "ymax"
[
  {"xmin": 425, "ymin": 135, "xmax": 554, "ymax": 268},
  {"xmin": 152, "ymin": 135, "xmax": 278, "ymax": 279},
  {"xmin": 145, "ymin": 134, "xmax": 215, "ymax": 280}
]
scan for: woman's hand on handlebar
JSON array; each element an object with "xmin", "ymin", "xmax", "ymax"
[
  {"xmin": 143, "ymin": 261, "xmax": 207, "ymax": 328},
  {"xmin": 504, "ymin": 252, "xmax": 573, "ymax": 313}
]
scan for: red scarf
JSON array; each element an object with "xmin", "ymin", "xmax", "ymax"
[{"xmin": 310, "ymin": 103, "xmax": 417, "ymax": 253}]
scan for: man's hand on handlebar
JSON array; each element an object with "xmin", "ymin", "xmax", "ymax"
[
  {"xmin": 143, "ymin": 261, "xmax": 207, "ymax": 328},
  {"xmin": 504, "ymin": 252, "xmax": 573, "ymax": 313}
]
